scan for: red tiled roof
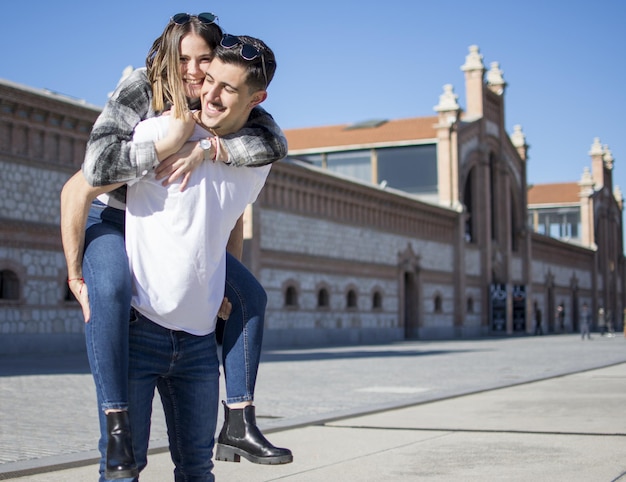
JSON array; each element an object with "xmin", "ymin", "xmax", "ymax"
[
  {"xmin": 528, "ymin": 182, "xmax": 580, "ymax": 205},
  {"xmin": 284, "ymin": 116, "xmax": 439, "ymax": 152}
]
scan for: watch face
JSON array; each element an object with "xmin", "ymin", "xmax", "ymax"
[{"xmin": 200, "ymin": 139, "xmax": 212, "ymax": 150}]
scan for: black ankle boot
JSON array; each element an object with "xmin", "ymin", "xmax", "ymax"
[
  {"xmin": 105, "ymin": 411, "xmax": 139, "ymax": 479},
  {"xmin": 215, "ymin": 401, "xmax": 293, "ymax": 465}
]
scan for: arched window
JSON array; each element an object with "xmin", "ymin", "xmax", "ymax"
[
  {"xmin": 489, "ymin": 153, "xmax": 497, "ymax": 241},
  {"xmin": 346, "ymin": 289, "xmax": 358, "ymax": 309},
  {"xmin": 434, "ymin": 294, "xmax": 442, "ymax": 313},
  {"xmin": 317, "ymin": 287, "xmax": 329, "ymax": 308},
  {"xmin": 510, "ymin": 189, "xmax": 519, "ymax": 252},
  {"xmin": 372, "ymin": 291, "xmax": 382, "ymax": 310},
  {"xmin": 0, "ymin": 269, "xmax": 19, "ymax": 300},
  {"xmin": 285, "ymin": 285, "xmax": 298, "ymax": 307},
  {"xmin": 463, "ymin": 168, "xmax": 474, "ymax": 243}
]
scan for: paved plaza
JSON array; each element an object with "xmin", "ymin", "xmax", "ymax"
[{"xmin": 1, "ymin": 333, "xmax": 626, "ymax": 480}]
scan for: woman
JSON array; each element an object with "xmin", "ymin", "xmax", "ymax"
[{"xmin": 61, "ymin": 13, "xmax": 291, "ymax": 481}]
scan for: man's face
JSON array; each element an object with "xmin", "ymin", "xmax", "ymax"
[{"xmin": 199, "ymin": 58, "xmax": 266, "ymax": 136}]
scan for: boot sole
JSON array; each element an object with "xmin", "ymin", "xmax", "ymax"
[
  {"xmin": 105, "ymin": 467, "xmax": 139, "ymax": 479},
  {"xmin": 215, "ymin": 443, "xmax": 293, "ymax": 465}
]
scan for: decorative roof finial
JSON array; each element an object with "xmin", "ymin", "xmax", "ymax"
[
  {"xmin": 510, "ymin": 125, "xmax": 526, "ymax": 148},
  {"xmin": 578, "ymin": 167, "xmax": 595, "ymax": 196},
  {"xmin": 603, "ymin": 144, "xmax": 614, "ymax": 169},
  {"xmin": 461, "ymin": 45, "xmax": 485, "ymax": 72},
  {"xmin": 589, "ymin": 137, "xmax": 603, "ymax": 157},
  {"xmin": 434, "ymin": 84, "xmax": 460, "ymax": 112},
  {"xmin": 487, "ymin": 62, "xmax": 505, "ymax": 86}
]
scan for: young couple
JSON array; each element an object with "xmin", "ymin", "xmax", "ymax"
[{"xmin": 61, "ymin": 13, "xmax": 291, "ymax": 482}]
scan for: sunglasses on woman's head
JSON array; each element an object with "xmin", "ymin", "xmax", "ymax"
[{"xmin": 171, "ymin": 12, "xmax": 218, "ymax": 25}]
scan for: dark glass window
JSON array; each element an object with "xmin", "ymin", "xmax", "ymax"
[
  {"xmin": 372, "ymin": 291, "xmax": 382, "ymax": 310},
  {"xmin": 327, "ymin": 151, "xmax": 371, "ymax": 182},
  {"xmin": 347, "ymin": 289, "xmax": 358, "ymax": 309},
  {"xmin": 285, "ymin": 286, "xmax": 298, "ymax": 307},
  {"xmin": 0, "ymin": 270, "xmax": 19, "ymax": 300},
  {"xmin": 317, "ymin": 288, "xmax": 329, "ymax": 308},
  {"xmin": 434, "ymin": 294, "xmax": 442, "ymax": 313},
  {"xmin": 377, "ymin": 144, "xmax": 438, "ymax": 194}
]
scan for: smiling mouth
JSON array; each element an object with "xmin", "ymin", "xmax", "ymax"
[{"xmin": 205, "ymin": 101, "xmax": 225, "ymax": 114}]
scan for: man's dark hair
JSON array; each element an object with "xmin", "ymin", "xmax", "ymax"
[{"xmin": 212, "ymin": 34, "xmax": 277, "ymax": 91}]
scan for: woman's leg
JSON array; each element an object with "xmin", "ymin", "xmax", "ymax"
[
  {"xmin": 83, "ymin": 202, "xmax": 137, "ymax": 480},
  {"xmin": 220, "ymin": 253, "xmax": 265, "ymax": 404},
  {"xmin": 215, "ymin": 253, "xmax": 292, "ymax": 465}
]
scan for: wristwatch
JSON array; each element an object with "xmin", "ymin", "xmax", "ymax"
[{"xmin": 199, "ymin": 138, "xmax": 212, "ymax": 161}]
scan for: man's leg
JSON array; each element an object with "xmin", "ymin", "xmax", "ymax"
[
  {"xmin": 158, "ymin": 330, "xmax": 219, "ymax": 482},
  {"xmin": 127, "ymin": 312, "xmax": 168, "ymax": 479}
]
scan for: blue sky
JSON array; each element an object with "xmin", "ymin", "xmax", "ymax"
[{"xmin": 1, "ymin": 0, "xmax": 624, "ymax": 192}]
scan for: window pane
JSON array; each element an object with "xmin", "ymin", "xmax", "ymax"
[
  {"xmin": 533, "ymin": 208, "xmax": 581, "ymax": 240},
  {"xmin": 327, "ymin": 151, "xmax": 371, "ymax": 183},
  {"xmin": 377, "ymin": 145, "xmax": 437, "ymax": 194},
  {"xmin": 293, "ymin": 154, "xmax": 323, "ymax": 167}
]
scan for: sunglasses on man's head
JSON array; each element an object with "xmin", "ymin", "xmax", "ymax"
[
  {"xmin": 220, "ymin": 34, "xmax": 262, "ymax": 60},
  {"xmin": 220, "ymin": 34, "xmax": 268, "ymax": 89},
  {"xmin": 171, "ymin": 12, "xmax": 218, "ymax": 25}
]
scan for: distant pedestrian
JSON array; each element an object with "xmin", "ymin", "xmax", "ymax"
[
  {"xmin": 598, "ymin": 308, "xmax": 606, "ymax": 336},
  {"xmin": 580, "ymin": 303, "xmax": 592, "ymax": 340},
  {"xmin": 606, "ymin": 309, "xmax": 615, "ymax": 337},
  {"xmin": 556, "ymin": 303, "xmax": 565, "ymax": 332},
  {"xmin": 534, "ymin": 307, "xmax": 543, "ymax": 336}
]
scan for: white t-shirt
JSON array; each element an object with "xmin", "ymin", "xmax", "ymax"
[{"xmin": 125, "ymin": 117, "xmax": 270, "ymax": 335}]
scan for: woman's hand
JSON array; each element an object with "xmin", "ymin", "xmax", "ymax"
[
  {"xmin": 167, "ymin": 109, "xmax": 197, "ymax": 146},
  {"xmin": 68, "ymin": 278, "xmax": 91, "ymax": 323},
  {"xmin": 154, "ymin": 140, "xmax": 204, "ymax": 190},
  {"xmin": 217, "ymin": 297, "xmax": 232, "ymax": 320},
  {"xmin": 153, "ymin": 109, "xmax": 198, "ymax": 189}
]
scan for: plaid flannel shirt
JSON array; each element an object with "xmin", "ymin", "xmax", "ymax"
[{"xmin": 82, "ymin": 67, "xmax": 287, "ymax": 205}]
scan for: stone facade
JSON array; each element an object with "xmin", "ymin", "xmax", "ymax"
[
  {"xmin": 0, "ymin": 79, "xmax": 100, "ymax": 354},
  {"xmin": 0, "ymin": 45, "xmax": 623, "ymax": 354}
]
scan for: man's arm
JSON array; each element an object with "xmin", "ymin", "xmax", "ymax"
[
  {"xmin": 60, "ymin": 171, "xmax": 123, "ymax": 321},
  {"xmin": 156, "ymin": 106, "xmax": 286, "ymax": 186},
  {"xmin": 217, "ymin": 216, "xmax": 245, "ymax": 321},
  {"xmin": 226, "ymin": 216, "xmax": 244, "ymax": 260},
  {"xmin": 218, "ymin": 107, "xmax": 287, "ymax": 167}
]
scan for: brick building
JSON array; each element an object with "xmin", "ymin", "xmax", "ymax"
[
  {"xmin": 0, "ymin": 45, "xmax": 623, "ymax": 353},
  {"xmin": 0, "ymin": 79, "xmax": 100, "ymax": 354}
]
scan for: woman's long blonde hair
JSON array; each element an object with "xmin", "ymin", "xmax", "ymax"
[{"xmin": 145, "ymin": 17, "xmax": 222, "ymax": 118}]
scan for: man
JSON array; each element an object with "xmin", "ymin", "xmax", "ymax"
[
  {"xmin": 580, "ymin": 303, "xmax": 592, "ymax": 340},
  {"xmin": 533, "ymin": 306, "xmax": 543, "ymax": 336},
  {"xmin": 556, "ymin": 303, "xmax": 565, "ymax": 332},
  {"xmin": 125, "ymin": 35, "xmax": 278, "ymax": 481}
]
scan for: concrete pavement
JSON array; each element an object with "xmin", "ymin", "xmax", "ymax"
[{"xmin": 1, "ymin": 334, "xmax": 626, "ymax": 480}]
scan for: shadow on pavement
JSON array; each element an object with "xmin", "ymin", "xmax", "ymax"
[
  {"xmin": 0, "ymin": 351, "xmax": 91, "ymax": 377},
  {"xmin": 261, "ymin": 347, "xmax": 485, "ymax": 363}
]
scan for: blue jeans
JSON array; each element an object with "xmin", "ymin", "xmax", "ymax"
[
  {"xmin": 84, "ymin": 201, "xmax": 132, "ymax": 474},
  {"xmin": 83, "ymin": 201, "xmax": 266, "ymax": 478},
  {"xmin": 222, "ymin": 255, "xmax": 267, "ymax": 404},
  {"xmin": 127, "ymin": 312, "xmax": 219, "ymax": 481}
]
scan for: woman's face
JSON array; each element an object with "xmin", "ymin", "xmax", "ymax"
[{"xmin": 179, "ymin": 33, "xmax": 212, "ymax": 100}]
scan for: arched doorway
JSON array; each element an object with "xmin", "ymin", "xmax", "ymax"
[
  {"xmin": 398, "ymin": 244, "xmax": 421, "ymax": 339},
  {"xmin": 404, "ymin": 270, "xmax": 419, "ymax": 339}
]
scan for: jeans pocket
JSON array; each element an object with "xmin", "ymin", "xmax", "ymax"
[{"xmin": 129, "ymin": 308, "xmax": 139, "ymax": 325}]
